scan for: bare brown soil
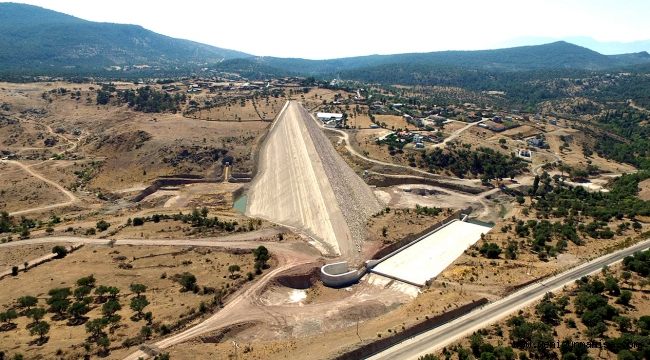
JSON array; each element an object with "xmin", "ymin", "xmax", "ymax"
[
  {"xmin": 0, "ymin": 243, "xmax": 66, "ymax": 270},
  {"xmin": 0, "ymin": 162, "xmax": 68, "ymax": 213},
  {"xmin": 639, "ymin": 178, "xmax": 650, "ymax": 201},
  {"xmin": 365, "ymin": 208, "xmax": 451, "ymax": 245},
  {"xmin": 374, "ymin": 114, "xmax": 418, "ymax": 131}
]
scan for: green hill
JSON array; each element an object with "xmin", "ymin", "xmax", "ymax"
[
  {"xmin": 0, "ymin": 3, "xmax": 250, "ymax": 72},
  {"xmin": 251, "ymin": 42, "xmax": 650, "ymax": 76},
  {"xmin": 2, "ymin": 3, "xmax": 650, "ymax": 79}
]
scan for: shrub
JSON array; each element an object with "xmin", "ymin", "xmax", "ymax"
[
  {"xmin": 96, "ymin": 220, "xmax": 110, "ymax": 232},
  {"xmin": 176, "ymin": 273, "xmax": 198, "ymax": 292},
  {"xmin": 479, "ymin": 243, "xmax": 502, "ymax": 259},
  {"xmin": 52, "ymin": 246, "xmax": 68, "ymax": 259},
  {"xmin": 617, "ymin": 290, "xmax": 632, "ymax": 306},
  {"xmin": 17, "ymin": 295, "xmax": 38, "ymax": 309}
]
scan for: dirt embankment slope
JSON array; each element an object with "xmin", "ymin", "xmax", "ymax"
[{"xmin": 247, "ymin": 101, "xmax": 381, "ymax": 259}]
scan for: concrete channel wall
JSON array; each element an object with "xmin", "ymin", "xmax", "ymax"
[
  {"xmin": 368, "ymin": 213, "xmax": 491, "ymax": 286},
  {"xmin": 365, "ymin": 173, "xmax": 485, "ymax": 195},
  {"xmin": 333, "ymin": 298, "xmax": 489, "ymax": 360},
  {"xmin": 132, "ymin": 177, "xmax": 219, "ymax": 202},
  {"xmin": 366, "ymin": 218, "xmax": 460, "ymax": 270},
  {"xmin": 229, "ymin": 173, "xmax": 253, "ymax": 183},
  {"xmin": 320, "ymin": 261, "xmax": 367, "ymax": 287},
  {"xmin": 320, "ymin": 207, "xmax": 472, "ymax": 288},
  {"xmin": 370, "ymin": 208, "xmax": 471, "ymax": 261}
]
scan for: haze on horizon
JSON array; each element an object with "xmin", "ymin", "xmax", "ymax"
[{"xmin": 7, "ymin": 0, "xmax": 650, "ymax": 59}]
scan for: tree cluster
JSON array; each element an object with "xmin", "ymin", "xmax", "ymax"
[
  {"xmin": 117, "ymin": 86, "xmax": 186, "ymax": 113},
  {"xmin": 421, "ymin": 146, "xmax": 526, "ymax": 181},
  {"xmin": 130, "ymin": 207, "xmax": 242, "ymax": 233}
]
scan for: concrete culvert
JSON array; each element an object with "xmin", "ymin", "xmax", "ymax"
[
  {"xmin": 222, "ymin": 155, "xmax": 234, "ymax": 165},
  {"xmin": 320, "ymin": 261, "xmax": 366, "ymax": 288}
]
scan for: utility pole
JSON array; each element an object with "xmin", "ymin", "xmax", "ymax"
[{"xmin": 356, "ymin": 316, "xmax": 362, "ymax": 341}]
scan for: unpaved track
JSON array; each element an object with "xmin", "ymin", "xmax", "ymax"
[
  {"xmin": 123, "ymin": 246, "xmax": 317, "ymax": 360},
  {"xmin": 318, "ymin": 119, "xmax": 483, "ymax": 189},
  {"xmin": 418, "ymin": 184, "xmax": 499, "ymax": 218},
  {"xmin": 0, "ymin": 235, "xmax": 317, "ymax": 360},
  {"xmin": 21, "ymin": 119, "xmax": 85, "ymax": 154},
  {"xmin": 430, "ymin": 119, "xmax": 486, "ymax": 149},
  {"xmin": 0, "ymin": 234, "xmax": 400, "ymax": 360},
  {"xmin": 2, "ymin": 159, "xmax": 78, "ymax": 216}
]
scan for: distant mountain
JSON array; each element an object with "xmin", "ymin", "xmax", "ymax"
[
  {"xmin": 501, "ymin": 36, "xmax": 650, "ymax": 56},
  {"xmin": 2, "ymin": 3, "xmax": 650, "ymax": 80},
  {"xmin": 0, "ymin": 3, "xmax": 250, "ymax": 72},
  {"xmin": 249, "ymin": 42, "xmax": 650, "ymax": 76}
]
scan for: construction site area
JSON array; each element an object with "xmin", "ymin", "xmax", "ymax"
[{"xmin": 0, "ymin": 81, "xmax": 648, "ymax": 360}]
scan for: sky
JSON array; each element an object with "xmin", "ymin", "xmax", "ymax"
[{"xmin": 8, "ymin": 0, "xmax": 650, "ymax": 59}]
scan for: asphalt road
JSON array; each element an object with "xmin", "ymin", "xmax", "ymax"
[{"xmin": 367, "ymin": 238, "xmax": 650, "ymax": 360}]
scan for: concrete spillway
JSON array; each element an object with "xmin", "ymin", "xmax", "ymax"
[
  {"xmin": 370, "ymin": 219, "xmax": 492, "ymax": 286},
  {"xmin": 246, "ymin": 101, "xmax": 381, "ymax": 258}
]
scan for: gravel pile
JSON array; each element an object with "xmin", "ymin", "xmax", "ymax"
[{"xmin": 299, "ymin": 106, "xmax": 382, "ymax": 249}]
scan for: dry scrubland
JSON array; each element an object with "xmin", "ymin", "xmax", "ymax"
[
  {"xmin": 0, "ymin": 81, "xmax": 275, "ymax": 197},
  {"xmin": 163, "ymin": 275, "xmax": 482, "ymax": 360},
  {"xmin": 0, "ymin": 162, "xmax": 68, "ymax": 213},
  {"xmin": 0, "ymin": 244, "xmax": 265, "ymax": 359},
  {"xmin": 436, "ymin": 262, "xmax": 650, "ymax": 360},
  {"xmin": 187, "ymin": 97, "xmax": 284, "ymax": 121},
  {"xmin": 0, "ymin": 80, "xmax": 648, "ymax": 360},
  {"xmin": 365, "ymin": 207, "xmax": 451, "ymax": 245},
  {"xmin": 0, "ymin": 243, "xmax": 67, "ymax": 270}
]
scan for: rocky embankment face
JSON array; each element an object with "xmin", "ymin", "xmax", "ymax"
[
  {"xmin": 247, "ymin": 101, "xmax": 381, "ymax": 259},
  {"xmin": 298, "ymin": 104, "xmax": 382, "ymax": 251}
]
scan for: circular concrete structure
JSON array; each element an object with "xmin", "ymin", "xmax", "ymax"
[{"xmin": 320, "ymin": 261, "xmax": 366, "ymax": 288}]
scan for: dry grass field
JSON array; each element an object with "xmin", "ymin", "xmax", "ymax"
[
  {"xmin": 187, "ymin": 97, "xmax": 284, "ymax": 121},
  {"xmin": 365, "ymin": 207, "xmax": 451, "ymax": 246},
  {"xmin": 374, "ymin": 114, "xmax": 417, "ymax": 131},
  {"xmin": 346, "ymin": 113, "xmax": 375, "ymax": 129},
  {"xmin": 0, "ymin": 243, "xmax": 67, "ymax": 270},
  {"xmin": 639, "ymin": 179, "xmax": 650, "ymax": 201},
  {"xmin": 0, "ymin": 244, "xmax": 264, "ymax": 359},
  {"xmin": 0, "ymin": 162, "xmax": 68, "ymax": 213}
]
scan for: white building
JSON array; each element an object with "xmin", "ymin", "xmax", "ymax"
[{"xmin": 316, "ymin": 112, "xmax": 344, "ymax": 122}]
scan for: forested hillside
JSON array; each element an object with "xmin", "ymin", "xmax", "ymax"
[{"xmin": 0, "ymin": 3, "xmax": 249, "ymax": 71}]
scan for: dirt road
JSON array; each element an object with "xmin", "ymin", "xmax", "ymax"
[
  {"xmin": 628, "ymin": 100, "xmax": 650, "ymax": 114},
  {"xmin": 430, "ymin": 119, "xmax": 486, "ymax": 149},
  {"xmin": 20, "ymin": 119, "xmax": 84, "ymax": 154},
  {"xmin": 318, "ymin": 118, "xmax": 483, "ymax": 190},
  {"xmin": 2, "ymin": 159, "xmax": 78, "ymax": 216},
  {"xmin": 0, "ymin": 234, "xmax": 408, "ymax": 360}
]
